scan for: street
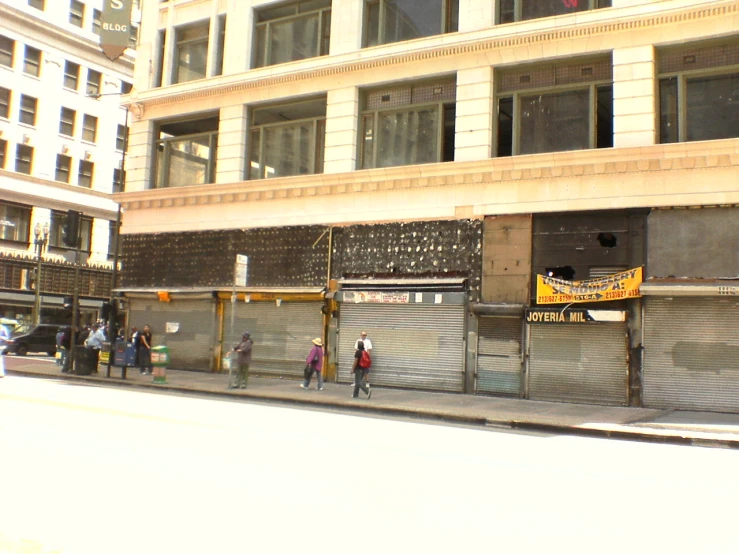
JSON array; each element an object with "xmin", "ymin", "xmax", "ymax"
[{"xmin": 1, "ymin": 376, "xmax": 738, "ymax": 554}]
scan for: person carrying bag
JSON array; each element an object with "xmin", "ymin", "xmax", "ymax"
[{"xmin": 300, "ymin": 338, "xmax": 324, "ymax": 391}]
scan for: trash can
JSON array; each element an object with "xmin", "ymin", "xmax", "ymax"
[
  {"xmin": 74, "ymin": 346, "xmax": 98, "ymax": 375},
  {"xmin": 151, "ymin": 345, "xmax": 170, "ymax": 384}
]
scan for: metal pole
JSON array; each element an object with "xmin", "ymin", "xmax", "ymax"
[
  {"xmin": 33, "ymin": 241, "xmax": 42, "ymax": 325},
  {"xmin": 69, "ymin": 242, "xmax": 81, "ymax": 373}
]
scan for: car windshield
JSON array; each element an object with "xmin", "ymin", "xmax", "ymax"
[{"xmin": 11, "ymin": 324, "xmax": 33, "ymax": 336}]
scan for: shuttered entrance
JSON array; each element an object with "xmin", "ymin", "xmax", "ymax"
[
  {"xmin": 476, "ymin": 317, "xmax": 522, "ymax": 396},
  {"xmin": 643, "ymin": 297, "xmax": 739, "ymax": 412},
  {"xmin": 337, "ymin": 303, "xmax": 465, "ymax": 392},
  {"xmin": 223, "ymin": 301, "xmax": 323, "ymax": 379},
  {"xmin": 127, "ymin": 297, "xmax": 217, "ymax": 371},
  {"xmin": 528, "ymin": 324, "xmax": 628, "ymax": 405}
]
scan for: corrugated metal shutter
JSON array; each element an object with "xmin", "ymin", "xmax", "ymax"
[
  {"xmin": 223, "ymin": 301, "xmax": 323, "ymax": 379},
  {"xmin": 476, "ymin": 317, "xmax": 522, "ymax": 396},
  {"xmin": 528, "ymin": 324, "xmax": 627, "ymax": 405},
  {"xmin": 337, "ymin": 303, "xmax": 465, "ymax": 392},
  {"xmin": 128, "ymin": 298, "xmax": 217, "ymax": 371},
  {"xmin": 643, "ymin": 297, "xmax": 739, "ymax": 412}
]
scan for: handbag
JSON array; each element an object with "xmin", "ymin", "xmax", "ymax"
[{"xmin": 303, "ymin": 364, "xmax": 312, "ymax": 380}]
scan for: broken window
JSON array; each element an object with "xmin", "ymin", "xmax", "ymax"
[{"xmin": 154, "ymin": 114, "xmax": 219, "ymax": 188}]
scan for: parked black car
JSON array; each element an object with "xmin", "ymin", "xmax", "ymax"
[{"xmin": 2, "ymin": 324, "xmax": 60, "ymax": 356}]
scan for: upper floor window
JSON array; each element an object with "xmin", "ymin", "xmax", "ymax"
[
  {"xmin": 78, "ymin": 160, "xmax": 94, "ymax": 188},
  {"xmin": 253, "ymin": 0, "xmax": 331, "ymax": 69},
  {"xmin": 69, "ymin": 0, "xmax": 85, "ymax": 28},
  {"xmin": 50, "ymin": 210, "xmax": 92, "ymax": 251},
  {"xmin": 249, "ymin": 98, "xmax": 326, "ymax": 180},
  {"xmin": 28, "ymin": 0, "xmax": 45, "ymax": 10},
  {"xmin": 113, "ymin": 168, "xmax": 125, "ymax": 193},
  {"xmin": 19, "ymin": 94, "xmax": 38, "ymax": 126},
  {"xmin": 496, "ymin": 57, "xmax": 613, "ymax": 157},
  {"xmin": 0, "ymin": 87, "xmax": 9, "ymax": 119},
  {"xmin": 364, "ymin": 0, "xmax": 458, "ymax": 48},
  {"xmin": 0, "ymin": 201, "xmax": 32, "ymax": 243},
  {"xmin": 0, "ymin": 36, "xmax": 13, "ymax": 68},
  {"xmin": 658, "ymin": 40, "xmax": 739, "ymax": 144},
  {"xmin": 86, "ymin": 69, "xmax": 102, "ymax": 96},
  {"xmin": 0, "ymin": 139, "xmax": 6, "ymax": 170},
  {"xmin": 64, "ymin": 61, "xmax": 80, "ymax": 90},
  {"xmin": 15, "ymin": 144, "xmax": 33, "ymax": 175},
  {"xmin": 173, "ymin": 22, "xmax": 209, "ymax": 83},
  {"xmin": 55, "ymin": 154, "xmax": 72, "ymax": 183},
  {"xmin": 129, "ymin": 25, "xmax": 139, "ymax": 49},
  {"xmin": 23, "ymin": 45, "xmax": 41, "ymax": 77},
  {"xmin": 154, "ymin": 115, "xmax": 219, "ymax": 188},
  {"xmin": 499, "ymin": 0, "xmax": 610, "ymax": 24},
  {"xmin": 121, "ymin": 81, "xmax": 133, "ymax": 94},
  {"xmin": 360, "ymin": 79, "xmax": 456, "ymax": 169},
  {"xmin": 82, "ymin": 114, "xmax": 98, "ymax": 142},
  {"xmin": 107, "ymin": 219, "xmax": 120, "ymax": 259},
  {"xmin": 60, "ymin": 107, "xmax": 76, "ymax": 136},
  {"xmin": 92, "ymin": 9, "xmax": 102, "ymax": 36},
  {"xmin": 116, "ymin": 124, "xmax": 128, "ymax": 151}
]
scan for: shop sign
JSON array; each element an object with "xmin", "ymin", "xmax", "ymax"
[
  {"xmin": 343, "ymin": 291, "xmax": 410, "ymax": 304},
  {"xmin": 234, "ymin": 254, "xmax": 248, "ymax": 287},
  {"xmin": 536, "ymin": 267, "xmax": 643, "ymax": 304},
  {"xmin": 526, "ymin": 308, "xmax": 593, "ymax": 324},
  {"xmin": 100, "ymin": 0, "xmax": 133, "ymax": 61}
]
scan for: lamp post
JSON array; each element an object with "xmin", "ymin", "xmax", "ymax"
[{"xmin": 32, "ymin": 222, "xmax": 50, "ymax": 325}]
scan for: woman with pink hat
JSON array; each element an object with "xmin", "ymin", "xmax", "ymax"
[{"xmin": 300, "ymin": 337, "xmax": 324, "ymax": 391}]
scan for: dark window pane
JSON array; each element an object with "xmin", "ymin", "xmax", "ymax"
[
  {"xmin": 520, "ymin": 89, "xmax": 590, "ymax": 155},
  {"xmin": 55, "ymin": 154, "xmax": 71, "ymax": 183},
  {"xmin": 686, "ymin": 73, "xmax": 739, "ymax": 142},
  {"xmin": 521, "ymin": 0, "xmax": 588, "ymax": 21},
  {"xmin": 659, "ymin": 77, "xmax": 679, "ymax": 144},
  {"xmin": 497, "ymin": 97, "xmax": 513, "ymax": 157},
  {"xmin": 384, "ymin": 0, "xmax": 444, "ymax": 44},
  {"xmin": 60, "ymin": 107, "xmax": 75, "ymax": 136},
  {"xmin": 0, "ymin": 202, "xmax": 31, "ymax": 242},
  {"xmin": 0, "ymin": 36, "xmax": 13, "ymax": 68},
  {"xmin": 78, "ymin": 160, "xmax": 94, "ymax": 188},
  {"xmin": 499, "ymin": 0, "xmax": 515, "ymax": 23},
  {"xmin": 263, "ymin": 122, "xmax": 314, "ymax": 178},
  {"xmin": 269, "ymin": 13, "xmax": 319, "ymax": 66},
  {"xmin": 24, "ymin": 46, "xmax": 41, "ymax": 77},
  {"xmin": 15, "ymin": 144, "xmax": 33, "ymax": 174},
  {"xmin": 249, "ymin": 129, "xmax": 261, "ymax": 179},
  {"xmin": 64, "ymin": 61, "xmax": 80, "ymax": 90},
  {"xmin": 596, "ymin": 85, "xmax": 613, "ymax": 148},
  {"xmin": 20, "ymin": 95, "xmax": 37, "ymax": 126},
  {"xmin": 361, "ymin": 114, "xmax": 375, "ymax": 169},
  {"xmin": 0, "ymin": 87, "xmax": 9, "ymax": 119},
  {"xmin": 365, "ymin": 2, "xmax": 380, "ymax": 47},
  {"xmin": 442, "ymin": 104, "xmax": 455, "ymax": 162},
  {"xmin": 375, "ymin": 107, "xmax": 439, "ymax": 168},
  {"xmin": 0, "ymin": 139, "xmax": 6, "ymax": 170}
]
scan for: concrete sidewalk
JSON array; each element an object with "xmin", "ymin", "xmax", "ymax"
[{"xmin": 5, "ymin": 355, "xmax": 739, "ymax": 449}]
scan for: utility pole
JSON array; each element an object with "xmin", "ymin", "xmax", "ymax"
[{"xmin": 32, "ymin": 222, "xmax": 50, "ymax": 325}]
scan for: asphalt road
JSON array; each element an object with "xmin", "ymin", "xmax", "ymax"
[{"xmin": 1, "ymin": 376, "xmax": 738, "ymax": 554}]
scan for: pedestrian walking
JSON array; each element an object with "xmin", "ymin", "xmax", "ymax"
[
  {"xmin": 352, "ymin": 340, "xmax": 372, "ymax": 399},
  {"xmin": 55, "ymin": 328, "xmax": 65, "ymax": 367},
  {"xmin": 130, "ymin": 326, "xmax": 140, "ymax": 367},
  {"xmin": 354, "ymin": 331, "xmax": 373, "ymax": 388},
  {"xmin": 300, "ymin": 338, "xmax": 324, "ymax": 391},
  {"xmin": 61, "ymin": 326, "xmax": 72, "ymax": 373},
  {"xmin": 232, "ymin": 331, "xmax": 253, "ymax": 389},
  {"xmin": 138, "ymin": 325, "xmax": 153, "ymax": 375}
]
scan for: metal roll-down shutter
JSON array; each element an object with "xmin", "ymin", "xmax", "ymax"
[
  {"xmin": 476, "ymin": 317, "xmax": 522, "ymax": 396},
  {"xmin": 337, "ymin": 303, "xmax": 465, "ymax": 392}
]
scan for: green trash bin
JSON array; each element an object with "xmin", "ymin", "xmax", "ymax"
[{"xmin": 150, "ymin": 345, "xmax": 170, "ymax": 384}]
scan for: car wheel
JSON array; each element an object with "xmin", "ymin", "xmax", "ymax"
[{"xmin": 17, "ymin": 344, "xmax": 28, "ymax": 356}]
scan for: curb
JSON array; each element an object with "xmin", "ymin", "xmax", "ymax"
[{"xmin": 7, "ymin": 369, "xmax": 739, "ymax": 449}]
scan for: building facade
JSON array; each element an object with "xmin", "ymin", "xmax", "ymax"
[
  {"xmin": 0, "ymin": 0, "xmax": 137, "ymax": 325},
  {"xmin": 118, "ymin": 0, "xmax": 739, "ymax": 410}
]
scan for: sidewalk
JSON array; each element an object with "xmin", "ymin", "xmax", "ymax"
[{"xmin": 6, "ymin": 356, "xmax": 739, "ymax": 449}]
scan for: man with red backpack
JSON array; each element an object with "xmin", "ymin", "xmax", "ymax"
[{"xmin": 351, "ymin": 340, "xmax": 372, "ymax": 399}]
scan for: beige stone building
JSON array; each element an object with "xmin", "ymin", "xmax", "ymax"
[{"xmin": 119, "ymin": 0, "xmax": 739, "ymax": 411}]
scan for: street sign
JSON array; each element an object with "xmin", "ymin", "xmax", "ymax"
[
  {"xmin": 234, "ymin": 254, "xmax": 248, "ymax": 287},
  {"xmin": 536, "ymin": 267, "xmax": 643, "ymax": 305},
  {"xmin": 100, "ymin": 0, "xmax": 133, "ymax": 61}
]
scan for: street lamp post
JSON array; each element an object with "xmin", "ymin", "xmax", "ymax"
[{"xmin": 32, "ymin": 222, "xmax": 50, "ymax": 325}]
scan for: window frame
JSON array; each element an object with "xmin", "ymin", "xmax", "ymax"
[
  {"xmin": 155, "ymin": 130, "xmax": 218, "ymax": 188},
  {"xmin": 59, "ymin": 107, "xmax": 76, "ymax": 137},
  {"xmin": 116, "ymin": 124, "xmax": 127, "ymax": 151},
  {"xmin": 0, "ymin": 201, "xmax": 32, "ymax": 244},
  {"xmin": 173, "ymin": 22, "xmax": 210, "ymax": 84},
  {"xmin": 363, "ymin": 0, "xmax": 458, "ymax": 48},
  {"xmin": 50, "ymin": 210, "xmax": 93, "ymax": 252},
  {"xmin": 0, "ymin": 139, "xmax": 7, "ymax": 170},
  {"xmin": 55, "ymin": 154, "xmax": 72, "ymax": 183},
  {"xmin": 28, "ymin": 0, "xmax": 45, "ymax": 10},
  {"xmin": 77, "ymin": 159, "xmax": 94, "ymax": 188},
  {"xmin": 82, "ymin": 114, "xmax": 98, "ymax": 143},
  {"xmin": 64, "ymin": 60, "xmax": 80, "ymax": 90},
  {"xmin": 19, "ymin": 94, "xmax": 38, "ymax": 126},
  {"xmin": 23, "ymin": 45, "xmax": 41, "ymax": 77},
  {"xmin": 498, "ymin": 0, "xmax": 610, "ymax": 24},
  {"xmin": 86, "ymin": 69, "xmax": 102, "ymax": 96},
  {"xmin": 69, "ymin": 0, "xmax": 85, "ymax": 28},
  {"xmin": 0, "ymin": 87, "xmax": 10, "ymax": 119},
  {"xmin": 0, "ymin": 35, "xmax": 13, "ymax": 68},
  {"xmin": 92, "ymin": 9, "xmax": 102, "ymax": 36},
  {"xmin": 15, "ymin": 144, "xmax": 33, "ymax": 175}
]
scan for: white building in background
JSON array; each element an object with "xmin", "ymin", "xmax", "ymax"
[{"xmin": 0, "ymin": 0, "xmax": 137, "ymax": 324}]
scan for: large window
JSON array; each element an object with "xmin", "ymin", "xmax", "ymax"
[
  {"xmin": 86, "ymin": 69, "xmax": 102, "ymax": 96},
  {"xmin": 82, "ymin": 114, "xmax": 98, "ymax": 142},
  {"xmin": 50, "ymin": 211, "xmax": 92, "ymax": 251},
  {"xmin": 59, "ymin": 107, "xmax": 76, "ymax": 136},
  {"xmin": 496, "ymin": 58, "xmax": 613, "ymax": 156},
  {"xmin": 253, "ymin": 0, "xmax": 331, "ymax": 68},
  {"xmin": 23, "ymin": 45, "xmax": 41, "ymax": 77},
  {"xmin": 499, "ymin": 0, "xmax": 610, "ymax": 24},
  {"xmin": 15, "ymin": 144, "xmax": 33, "ymax": 174},
  {"xmin": 249, "ymin": 98, "xmax": 326, "ymax": 180},
  {"xmin": 659, "ymin": 41, "xmax": 739, "ymax": 144},
  {"xmin": 0, "ymin": 202, "xmax": 31, "ymax": 243},
  {"xmin": 55, "ymin": 154, "xmax": 72, "ymax": 183},
  {"xmin": 19, "ymin": 94, "xmax": 37, "ymax": 126},
  {"xmin": 0, "ymin": 35, "xmax": 13, "ymax": 68},
  {"xmin": 173, "ymin": 22, "xmax": 209, "ymax": 84},
  {"xmin": 154, "ymin": 115, "xmax": 219, "ymax": 188},
  {"xmin": 78, "ymin": 160, "xmax": 94, "ymax": 188},
  {"xmin": 0, "ymin": 139, "xmax": 6, "ymax": 169},
  {"xmin": 360, "ymin": 80, "xmax": 456, "ymax": 169},
  {"xmin": 0, "ymin": 87, "xmax": 9, "ymax": 119},
  {"xmin": 64, "ymin": 61, "xmax": 80, "ymax": 90},
  {"xmin": 364, "ymin": 0, "xmax": 458, "ymax": 48},
  {"xmin": 69, "ymin": 0, "xmax": 84, "ymax": 28}
]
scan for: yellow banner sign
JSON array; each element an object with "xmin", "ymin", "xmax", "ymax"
[{"xmin": 536, "ymin": 267, "xmax": 643, "ymax": 304}]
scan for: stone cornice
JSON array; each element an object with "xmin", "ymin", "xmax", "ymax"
[
  {"xmin": 135, "ymin": 0, "xmax": 738, "ymax": 109},
  {"xmin": 118, "ymin": 140, "xmax": 739, "ymax": 211}
]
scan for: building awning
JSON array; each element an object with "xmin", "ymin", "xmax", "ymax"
[
  {"xmin": 118, "ymin": 287, "xmax": 326, "ymax": 301},
  {"xmin": 640, "ymin": 280, "xmax": 739, "ymax": 297},
  {"xmin": 338, "ymin": 278, "xmax": 467, "ymax": 291},
  {"xmin": 471, "ymin": 303, "xmax": 525, "ymax": 316}
]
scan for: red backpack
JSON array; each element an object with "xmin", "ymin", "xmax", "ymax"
[{"xmin": 359, "ymin": 350, "xmax": 372, "ymax": 369}]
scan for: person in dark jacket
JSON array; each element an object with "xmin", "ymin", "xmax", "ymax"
[
  {"xmin": 352, "ymin": 340, "xmax": 371, "ymax": 399},
  {"xmin": 300, "ymin": 338, "xmax": 324, "ymax": 391},
  {"xmin": 232, "ymin": 331, "xmax": 253, "ymax": 389}
]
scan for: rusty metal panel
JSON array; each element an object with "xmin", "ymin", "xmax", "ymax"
[
  {"xmin": 482, "ymin": 215, "xmax": 531, "ymax": 304},
  {"xmin": 643, "ymin": 297, "xmax": 739, "ymax": 412},
  {"xmin": 476, "ymin": 317, "xmax": 522, "ymax": 396},
  {"xmin": 528, "ymin": 323, "xmax": 628, "ymax": 406}
]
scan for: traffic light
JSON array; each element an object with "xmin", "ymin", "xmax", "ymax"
[
  {"xmin": 100, "ymin": 301, "xmax": 116, "ymax": 320},
  {"xmin": 63, "ymin": 296, "xmax": 73, "ymax": 311},
  {"xmin": 63, "ymin": 210, "xmax": 81, "ymax": 247}
]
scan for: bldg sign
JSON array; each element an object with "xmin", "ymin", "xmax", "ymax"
[
  {"xmin": 343, "ymin": 291, "xmax": 410, "ymax": 304},
  {"xmin": 525, "ymin": 308, "xmax": 627, "ymax": 324},
  {"xmin": 234, "ymin": 254, "xmax": 248, "ymax": 287},
  {"xmin": 536, "ymin": 267, "xmax": 643, "ymax": 304},
  {"xmin": 100, "ymin": 0, "xmax": 133, "ymax": 61}
]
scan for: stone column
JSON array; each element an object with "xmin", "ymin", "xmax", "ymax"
[
  {"xmin": 324, "ymin": 87, "xmax": 359, "ymax": 174},
  {"xmin": 455, "ymin": 66, "xmax": 494, "ymax": 162},
  {"xmin": 328, "ymin": 0, "xmax": 362, "ymax": 55},
  {"xmin": 223, "ymin": 0, "xmax": 252, "ymax": 74},
  {"xmin": 123, "ymin": 118, "xmax": 153, "ymax": 192},
  {"xmin": 458, "ymin": 0, "xmax": 496, "ymax": 32},
  {"xmin": 613, "ymin": 45, "xmax": 657, "ymax": 148},
  {"xmin": 216, "ymin": 105, "xmax": 248, "ymax": 184}
]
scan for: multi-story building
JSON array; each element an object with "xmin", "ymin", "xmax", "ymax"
[
  {"xmin": 0, "ymin": 0, "xmax": 136, "ymax": 329},
  {"xmin": 120, "ymin": 0, "xmax": 739, "ymax": 412}
]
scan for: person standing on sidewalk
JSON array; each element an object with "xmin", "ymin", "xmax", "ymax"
[
  {"xmin": 139, "ymin": 325, "xmax": 153, "ymax": 375},
  {"xmin": 351, "ymin": 340, "xmax": 372, "ymax": 399},
  {"xmin": 301, "ymin": 338, "xmax": 324, "ymax": 391},
  {"xmin": 233, "ymin": 331, "xmax": 253, "ymax": 389},
  {"xmin": 354, "ymin": 331, "xmax": 373, "ymax": 389}
]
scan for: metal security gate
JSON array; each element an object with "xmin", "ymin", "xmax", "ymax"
[
  {"xmin": 223, "ymin": 301, "xmax": 323, "ymax": 379},
  {"xmin": 127, "ymin": 297, "xmax": 217, "ymax": 371},
  {"xmin": 337, "ymin": 303, "xmax": 465, "ymax": 392},
  {"xmin": 528, "ymin": 324, "xmax": 628, "ymax": 405},
  {"xmin": 643, "ymin": 297, "xmax": 739, "ymax": 412},
  {"xmin": 476, "ymin": 317, "xmax": 522, "ymax": 396}
]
